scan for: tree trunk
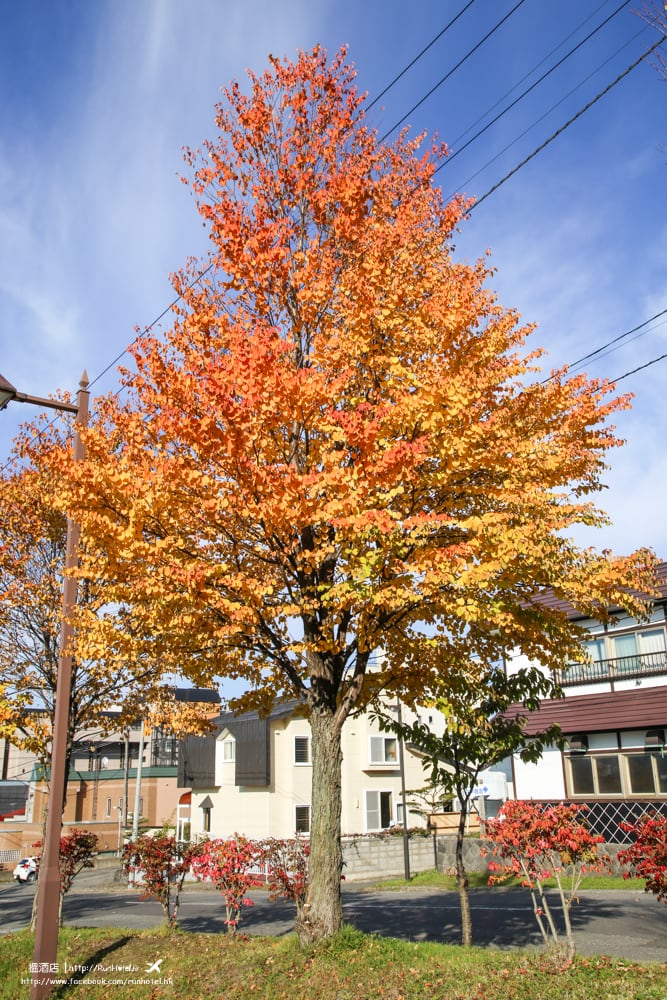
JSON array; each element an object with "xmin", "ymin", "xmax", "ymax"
[
  {"xmin": 296, "ymin": 705, "xmax": 343, "ymax": 944},
  {"xmin": 455, "ymin": 804, "xmax": 473, "ymax": 947}
]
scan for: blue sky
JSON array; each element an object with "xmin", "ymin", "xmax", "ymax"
[{"xmin": 1, "ymin": 0, "xmax": 665, "ymax": 562}]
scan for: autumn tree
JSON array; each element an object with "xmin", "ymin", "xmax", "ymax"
[
  {"xmin": 54, "ymin": 46, "xmax": 655, "ymax": 943},
  {"xmin": 0, "ymin": 430, "xmax": 214, "ymax": 777},
  {"xmin": 375, "ymin": 663, "xmax": 564, "ymax": 945}
]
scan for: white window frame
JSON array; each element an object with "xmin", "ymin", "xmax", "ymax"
[
  {"xmin": 369, "ymin": 735, "xmax": 398, "ymax": 765},
  {"xmin": 365, "ymin": 789, "xmax": 394, "ymax": 831},
  {"xmin": 222, "ymin": 738, "xmax": 235, "ymax": 762},
  {"xmin": 295, "ymin": 804, "xmax": 310, "ymax": 834},
  {"xmin": 294, "ymin": 736, "xmax": 311, "ymax": 765}
]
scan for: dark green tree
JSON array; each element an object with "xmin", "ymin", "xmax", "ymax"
[{"xmin": 377, "ymin": 663, "xmax": 564, "ymax": 946}]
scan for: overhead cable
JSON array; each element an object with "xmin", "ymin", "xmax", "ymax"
[
  {"xmin": 448, "ymin": 0, "xmax": 620, "ymax": 149},
  {"xmin": 469, "ymin": 32, "xmax": 667, "ymax": 211},
  {"xmin": 611, "ymin": 351, "xmax": 667, "ymax": 384},
  {"xmin": 440, "ymin": 0, "xmax": 631, "ymax": 169},
  {"xmin": 367, "ymin": 0, "xmax": 478, "ymax": 111},
  {"xmin": 446, "ymin": 25, "xmax": 646, "ymax": 200},
  {"xmin": 378, "ymin": 0, "xmax": 528, "ymax": 143}
]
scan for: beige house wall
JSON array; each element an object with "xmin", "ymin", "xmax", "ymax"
[{"xmin": 194, "ymin": 704, "xmax": 444, "ymax": 841}]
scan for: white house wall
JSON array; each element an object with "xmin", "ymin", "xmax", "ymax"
[{"xmin": 512, "ymin": 745, "xmax": 565, "ymax": 800}]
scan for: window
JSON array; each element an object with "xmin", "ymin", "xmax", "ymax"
[
  {"xmin": 627, "ymin": 754, "xmax": 654, "ymax": 794},
  {"xmin": 222, "ymin": 739, "xmax": 235, "ymax": 762},
  {"xmin": 105, "ymin": 798, "xmax": 112, "ymax": 818},
  {"xmin": 369, "ymin": 736, "xmax": 398, "ymax": 765},
  {"xmin": 595, "ymin": 756, "xmax": 622, "ymax": 794},
  {"xmin": 151, "ymin": 730, "xmax": 178, "ymax": 767},
  {"xmin": 584, "ymin": 627, "xmax": 666, "ymax": 670},
  {"xmin": 567, "ymin": 751, "xmax": 667, "ymax": 797},
  {"xmin": 294, "ymin": 736, "xmax": 311, "ymax": 765},
  {"xmin": 569, "ymin": 756, "xmax": 595, "ymax": 795},
  {"xmin": 366, "ymin": 790, "xmax": 393, "ymax": 831},
  {"xmin": 295, "ymin": 805, "xmax": 310, "ymax": 833},
  {"xmin": 584, "ymin": 637, "xmax": 606, "ymax": 663},
  {"xmin": 202, "ymin": 807, "xmax": 211, "ymax": 833}
]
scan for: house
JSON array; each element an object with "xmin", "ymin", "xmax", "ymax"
[
  {"xmin": 0, "ymin": 688, "xmax": 219, "ymax": 856},
  {"xmin": 182, "ymin": 700, "xmax": 447, "ymax": 841},
  {"xmin": 506, "ymin": 562, "xmax": 667, "ymax": 839}
]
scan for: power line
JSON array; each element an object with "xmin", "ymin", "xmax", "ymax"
[
  {"xmin": 576, "ymin": 317, "xmax": 667, "ymax": 371},
  {"xmin": 445, "ymin": 25, "xmax": 647, "ymax": 201},
  {"xmin": 469, "ymin": 32, "xmax": 667, "ymax": 211},
  {"xmin": 447, "ymin": 0, "xmax": 617, "ymax": 150},
  {"xmin": 378, "ymin": 0, "xmax": 529, "ymax": 143},
  {"xmin": 540, "ymin": 308, "xmax": 667, "ymax": 385},
  {"xmin": 567, "ymin": 308, "xmax": 667, "ymax": 372},
  {"xmin": 440, "ymin": 0, "xmax": 631, "ymax": 169},
  {"xmin": 88, "ymin": 262, "xmax": 214, "ymax": 392},
  {"xmin": 367, "ymin": 0, "xmax": 478, "ymax": 112},
  {"xmin": 611, "ymin": 351, "xmax": 667, "ymax": 384}
]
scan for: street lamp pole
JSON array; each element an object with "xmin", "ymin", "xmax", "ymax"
[{"xmin": 0, "ymin": 371, "xmax": 90, "ymax": 1000}]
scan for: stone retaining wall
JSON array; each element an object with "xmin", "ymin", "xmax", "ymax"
[
  {"xmin": 343, "ymin": 835, "xmax": 634, "ymax": 881},
  {"xmin": 342, "ymin": 834, "xmax": 437, "ymax": 881}
]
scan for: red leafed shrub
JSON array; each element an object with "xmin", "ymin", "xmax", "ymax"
[
  {"xmin": 483, "ymin": 801, "xmax": 611, "ymax": 957},
  {"xmin": 35, "ymin": 828, "xmax": 99, "ymax": 926},
  {"xmin": 122, "ymin": 835, "xmax": 201, "ymax": 927},
  {"xmin": 258, "ymin": 836, "xmax": 309, "ymax": 921},
  {"xmin": 190, "ymin": 835, "xmax": 261, "ymax": 933},
  {"xmin": 617, "ymin": 812, "xmax": 667, "ymax": 903},
  {"xmin": 58, "ymin": 828, "xmax": 99, "ymax": 896}
]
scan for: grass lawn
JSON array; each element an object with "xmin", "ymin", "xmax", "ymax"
[
  {"xmin": 1, "ymin": 926, "xmax": 665, "ymax": 1000},
  {"xmin": 370, "ymin": 869, "xmax": 642, "ymax": 891}
]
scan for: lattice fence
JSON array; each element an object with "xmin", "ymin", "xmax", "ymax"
[
  {"xmin": 539, "ymin": 800, "xmax": 667, "ymax": 844},
  {"xmin": 0, "ymin": 849, "xmax": 21, "ymax": 864}
]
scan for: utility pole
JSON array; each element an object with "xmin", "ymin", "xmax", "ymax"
[
  {"xmin": 396, "ymin": 700, "xmax": 411, "ymax": 882},
  {"xmin": 122, "ymin": 730, "xmax": 130, "ymax": 831},
  {"xmin": 0, "ymin": 372, "xmax": 91, "ymax": 1000},
  {"xmin": 132, "ymin": 724, "xmax": 145, "ymax": 841}
]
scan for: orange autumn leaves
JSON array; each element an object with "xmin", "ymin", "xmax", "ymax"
[
  {"xmin": 27, "ymin": 45, "xmax": 655, "ymax": 720},
  {"xmin": 0, "ymin": 431, "xmax": 215, "ymax": 758}
]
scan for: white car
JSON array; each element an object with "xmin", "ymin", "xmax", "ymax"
[{"xmin": 12, "ymin": 856, "xmax": 39, "ymax": 884}]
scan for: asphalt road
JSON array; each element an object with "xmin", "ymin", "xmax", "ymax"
[{"xmin": 2, "ymin": 870, "xmax": 666, "ymax": 964}]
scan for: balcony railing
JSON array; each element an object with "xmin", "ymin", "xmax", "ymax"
[{"xmin": 555, "ymin": 648, "xmax": 667, "ymax": 687}]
